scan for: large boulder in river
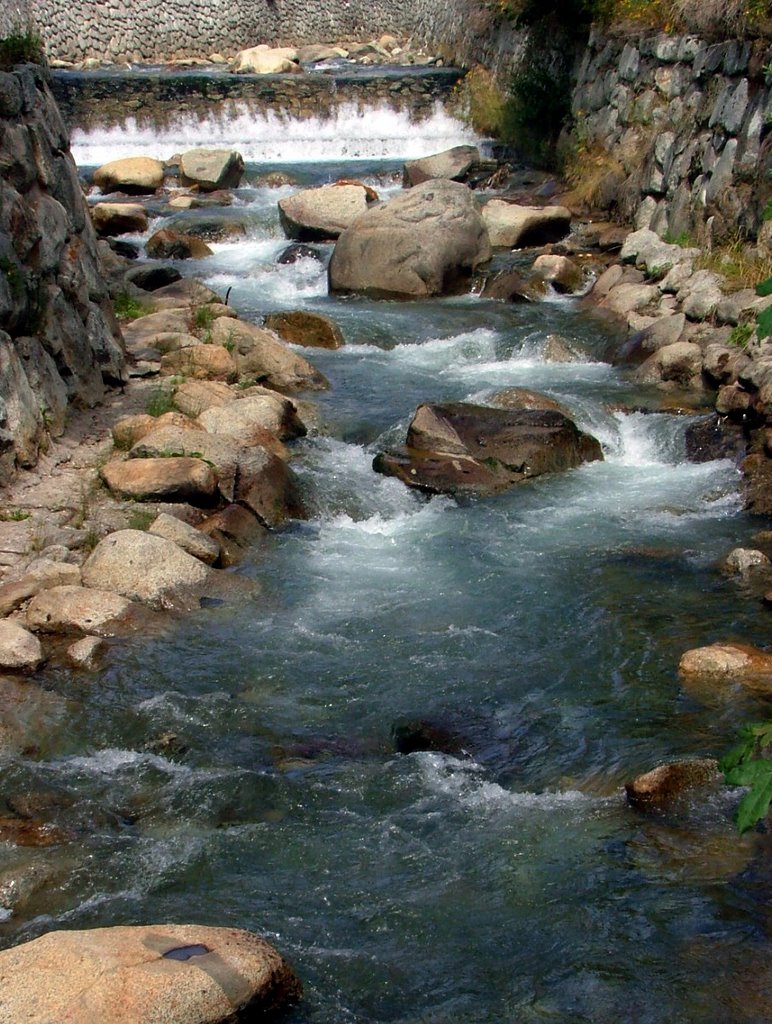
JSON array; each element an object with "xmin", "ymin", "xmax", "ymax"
[
  {"xmin": 374, "ymin": 401, "xmax": 603, "ymax": 496},
  {"xmin": 0, "ymin": 924, "xmax": 301, "ymax": 1022},
  {"xmin": 625, "ymin": 759, "xmax": 720, "ymax": 812},
  {"xmin": 179, "ymin": 148, "xmax": 244, "ymax": 191},
  {"xmin": 329, "ymin": 180, "xmax": 491, "ymax": 299},
  {"xmin": 263, "ymin": 310, "xmax": 345, "ymax": 349},
  {"xmin": 482, "ymin": 201, "xmax": 571, "ymax": 248},
  {"xmin": 678, "ymin": 642, "xmax": 772, "ymax": 696},
  {"xmin": 82, "ymin": 530, "xmax": 211, "ymax": 609},
  {"xmin": 403, "ymin": 145, "xmax": 481, "ymax": 187},
  {"xmin": 146, "ymin": 228, "xmax": 213, "ymax": 260},
  {"xmin": 92, "ymin": 156, "xmax": 164, "ymax": 195},
  {"xmin": 278, "ymin": 183, "xmax": 376, "ymax": 241},
  {"xmin": 210, "ymin": 317, "xmax": 329, "ymax": 392}
]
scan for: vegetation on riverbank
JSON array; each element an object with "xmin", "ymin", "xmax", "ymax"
[{"xmin": 0, "ymin": 22, "xmax": 43, "ymax": 69}]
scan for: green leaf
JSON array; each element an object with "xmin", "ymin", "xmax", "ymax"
[
  {"xmin": 719, "ymin": 729, "xmax": 757, "ymax": 774},
  {"xmin": 755, "ymin": 276, "xmax": 772, "ymax": 297},
  {"xmin": 757, "ymin": 306, "xmax": 772, "ymax": 341},
  {"xmin": 725, "ymin": 758, "xmax": 772, "ymax": 788},
  {"xmin": 735, "ymin": 772, "xmax": 772, "ymax": 832}
]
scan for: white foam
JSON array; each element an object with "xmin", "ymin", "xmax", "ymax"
[{"xmin": 71, "ymin": 101, "xmax": 482, "ymax": 166}]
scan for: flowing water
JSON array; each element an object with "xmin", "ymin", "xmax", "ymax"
[{"xmin": 2, "ymin": 101, "xmax": 770, "ymax": 1021}]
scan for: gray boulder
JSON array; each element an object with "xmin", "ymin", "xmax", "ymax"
[
  {"xmin": 481, "ymin": 201, "xmax": 571, "ymax": 248},
  {"xmin": 278, "ymin": 183, "xmax": 376, "ymax": 241},
  {"xmin": 329, "ymin": 180, "xmax": 491, "ymax": 298},
  {"xmin": 0, "ymin": 620, "xmax": 44, "ymax": 671},
  {"xmin": 179, "ymin": 148, "xmax": 245, "ymax": 191},
  {"xmin": 403, "ymin": 145, "xmax": 481, "ymax": 187},
  {"xmin": 82, "ymin": 530, "xmax": 211, "ymax": 610}
]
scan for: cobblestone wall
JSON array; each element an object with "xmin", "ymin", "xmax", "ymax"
[
  {"xmin": 572, "ymin": 28, "xmax": 772, "ymax": 243},
  {"xmin": 24, "ymin": 0, "xmax": 412, "ymax": 62}
]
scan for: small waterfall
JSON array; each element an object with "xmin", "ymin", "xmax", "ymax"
[{"xmin": 70, "ymin": 101, "xmax": 483, "ymax": 166}]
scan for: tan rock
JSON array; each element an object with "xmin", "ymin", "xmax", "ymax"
[
  {"xmin": 179, "ymin": 148, "xmax": 245, "ymax": 192},
  {"xmin": 149, "ymin": 513, "xmax": 220, "ymax": 565},
  {"xmin": 145, "ymin": 228, "xmax": 214, "ymax": 260},
  {"xmin": 635, "ymin": 341, "xmax": 703, "ymax": 388},
  {"xmin": 531, "ymin": 255, "xmax": 584, "ymax": 294},
  {"xmin": 91, "ymin": 202, "xmax": 148, "ymax": 237},
  {"xmin": 26, "ymin": 585, "xmax": 138, "ymax": 636},
  {"xmin": 0, "ymin": 560, "xmax": 81, "ymax": 617},
  {"xmin": 198, "ymin": 505, "xmax": 269, "ymax": 566},
  {"xmin": 210, "ymin": 318, "xmax": 328, "ymax": 392},
  {"xmin": 145, "ymin": 278, "xmax": 223, "ymax": 311},
  {"xmin": 173, "ymin": 380, "xmax": 236, "ymax": 418},
  {"xmin": 488, "ymin": 388, "xmax": 571, "ymax": 416},
  {"xmin": 278, "ymin": 183, "xmax": 374, "ymax": 241},
  {"xmin": 160, "ymin": 344, "xmax": 238, "ymax": 383},
  {"xmin": 112, "ymin": 411, "xmax": 196, "ymax": 449},
  {"xmin": 0, "ymin": 924, "xmax": 300, "ymax": 1022},
  {"xmin": 0, "ymin": 620, "xmax": 44, "ymax": 671},
  {"xmin": 66, "ymin": 635, "xmax": 107, "ymax": 669},
  {"xmin": 100, "ymin": 457, "xmax": 219, "ymax": 504},
  {"xmin": 122, "ymin": 311, "xmax": 191, "ymax": 351},
  {"xmin": 234, "ymin": 446, "xmax": 306, "ymax": 527},
  {"xmin": 130, "ymin": 427, "xmax": 241, "ymax": 501},
  {"xmin": 92, "ymin": 156, "xmax": 164, "ymax": 195},
  {"xmin": 403, "ymin": 145, "xmax": 481, "ymax": 187},
  {"xmin": 679, "ymin": 642, "xmax": 772, "ymax": 695},
  {"xmin": 263, "ymin": 310, "xmax": 345, "ymax": 349},
  {"xmin": 197, "ymin": 391, "xmax": 306, "ymax": 442},
  {"xmin": 82, "ymin": 530, "xmax": 211, "ymax": 610},
  {"xmin": 235, "ymin": 45, "xmax": 303, "ymax": 73},
  {"xmin": 625, "ymin": 759, "xmax": 720, "ymax": 811},
  {"xmin": 482, "ymin": 201, "xmax": 571, "ymax": 248},
  {"xmin": 721, "ymin": 548, "xmax": 771, "ymax": 575}
]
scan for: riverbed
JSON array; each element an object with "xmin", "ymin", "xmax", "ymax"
[{"xmin": 1, "ymin": 98, "xmax": 770, "ymax": 1022}]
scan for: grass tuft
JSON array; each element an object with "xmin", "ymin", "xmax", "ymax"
[{"xmin": 0, "ymin": 22, "xmax": 44, "ymax": 69}]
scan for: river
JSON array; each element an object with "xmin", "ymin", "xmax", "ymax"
[{"xmin": 2, "ymin": 95, "xmax": 770, "ymax": 1022}]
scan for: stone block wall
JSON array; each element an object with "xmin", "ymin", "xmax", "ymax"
[
  {"xmin": 572, "ymin": 28, "xmax": 772, "ymax": 243},
  {"xmin": 22, "ymin": 0, "xmax": 413, "ymax": 63},
  {"xmin": 0, "ymin": 63, "xmax": 124, "ymax": 486},
  {"xmin": 0, "ymin": 3, "xmax": 32, "ymax": 39}
]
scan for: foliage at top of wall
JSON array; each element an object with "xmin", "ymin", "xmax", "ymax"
[
  {"xmin": 0, "ymin": 21, "xmax": 43, "ymax": 69},
  {"xmin": 492, "ymin": 0, "xmax": 771, "ymax": 37}
]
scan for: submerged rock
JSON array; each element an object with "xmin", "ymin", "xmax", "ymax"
[
  {"xmin": 625, "ymin": 759, "xmax": 720, "ymax": 812},
  {"xmin": 0, "ymin": 924, "xmax": 301, "ymax": 1022},
  {"xmin": 277, "ymin": 242, "xmax": 323, "ymax": 265},
  {"xmin": 263, "ymin": 310, "xmax": 344, "ymax": 350},
  {"xmin": 391, "ymin": 718, "xmax": 467, "ymax": 756},
  {"xmin": 679, "ymin": 642, "xmax": 772, "ymax": 695},
  {"xmin": 374, "ymin": 401, "xmax": 603, "ymax": 496},
  {"xmin": 329, "ymin": 180, "xmax": 491, "ymax": 299}
]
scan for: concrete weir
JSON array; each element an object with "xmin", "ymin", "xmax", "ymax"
[{"xmin": 50, "ymin": 65, "xmax": 466, "ymax": 134}]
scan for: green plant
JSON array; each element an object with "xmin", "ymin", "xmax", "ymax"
[
  {"xmin": 664, "ymin": 230, "xmax": 695, "ymax": 247},
  {"xmin": 113, "ymin": 292, "xmax": 150, "ymax": 322},
  {"xmin": 222, "ymin": 328, "xmax": 236, "ymax": 353},
  {"xmin": 728, "ymin": 321, "xmax": 755, "ymax": 348},
  {"xmin": 0, "ymin": 508, "xmax": 30, "ymax": 522},
  {"xmin": 144, "ymin": 387, "xmax": 177, "ymax": 417},
  {"xmin": 756, "ymin": 275, "xmax": 772, "ymax": 340},
  {"xmin": 695, "ymin": 236, "xmax": 772, "ymax": 293},
  {"xmin": 0, "ymin": 22, "xmax": 44, "ymax": 69},
  {"xmin": 720, "ymin": 720, "xmax": 772, "ymax": 832},
  {"xmin": 127, "ymin": 507, "xmax": 155, "ymax": 531}
]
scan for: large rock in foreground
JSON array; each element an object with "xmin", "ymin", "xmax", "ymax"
[
  {"xmin": 374, "ymin": 401, "xmax": 603, "ymax": 495},
  {"xmin": 679, "ymin": 642, "xmax": 772, "ymax": 696},
  {"xmin": 329, "ymin": 180, "xmax": 491, "ymax": 298},
  {"xmin": 0, "ymin": 924, "xmax": 301, "ymax": 1023}
]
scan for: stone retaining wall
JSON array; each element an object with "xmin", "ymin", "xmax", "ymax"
[
  {"xmin": 0, "ymin": 63, "xmax": 124, "ymax": 486},
  {"xmin": 0, "ymin": 2, "xmax": 32, "ymax": 39},
  {"xmin": 572, "ymin": 28, "xmax": 772, "ymax": 244}
]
